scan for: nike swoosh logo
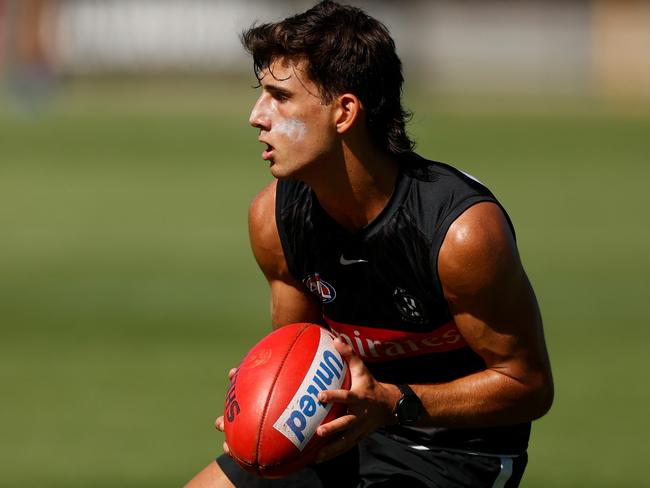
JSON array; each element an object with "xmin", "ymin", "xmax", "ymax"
[{"xmin": 340, "ymin": 256, "xmax": 368, "ymax": 265}]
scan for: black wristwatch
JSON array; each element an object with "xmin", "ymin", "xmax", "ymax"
[{"xmin": 394, "ymin": 384, "xmax": 423, "ymax": 426}]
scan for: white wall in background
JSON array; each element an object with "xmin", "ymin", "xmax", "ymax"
[{"xmin": 50, "ymin": 0, "xmax": 595, "ymax": 93}]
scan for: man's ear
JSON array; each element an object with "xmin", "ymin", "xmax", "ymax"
[{"xmin": 334, "ymin": 93, "xmax": 362, "ymax": 134}]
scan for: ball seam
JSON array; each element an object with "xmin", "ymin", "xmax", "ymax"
[{"xmin": 255, "ymin": 322, "xmax": 311, "ymax": 469}]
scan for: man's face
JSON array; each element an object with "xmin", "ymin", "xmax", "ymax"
[{"xmin": 249, "ymin": 58, "xmax": 339, "ymax": 180}]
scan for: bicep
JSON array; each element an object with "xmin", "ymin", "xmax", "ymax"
[
  {"xmin": 249, "ymin": 181, "xmax": 323, "ymax": 330},
  {"xmin": 439, "ymin": 202, "xmax": 552, "ymax": 384}
]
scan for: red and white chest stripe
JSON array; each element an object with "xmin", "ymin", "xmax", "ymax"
[{"xmin": 325, "ymin": 318, "xmax": 467, "ymax": 363}]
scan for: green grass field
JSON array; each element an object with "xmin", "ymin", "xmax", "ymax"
[{"xmin": 1, "ymin": 78, "xmax": 649, "ymax": 487}]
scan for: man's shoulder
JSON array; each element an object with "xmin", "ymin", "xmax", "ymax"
[
  {"xmin": 249, "ymin": 180, "xmax": 277, "ymax": 223},
  {"xmin": 250, "ymin": 178, "xmax": 310, "ymax": 215},
  {"xmin": 398, "ymin": 153, "xmax": 501, "ymax": 234},
  {"xmin": 438, "ymin": 201, "xmax": 519, "ymax": 299},
  {"xmin": 393, "ymin": 154, "xmax": 517, "ymax": 271},
  {"xmin": 401, "ymin": 153, "xmax": 492, "ymax": 193}
]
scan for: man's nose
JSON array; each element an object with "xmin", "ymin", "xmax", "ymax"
[{"xmin": 249, "ymin": 97, "xmax": 270, "ymax": 130}]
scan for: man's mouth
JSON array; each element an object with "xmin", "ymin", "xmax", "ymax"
[{"xmin": 262, "ymin": 143, "xmax": 274, "ymax": 161}]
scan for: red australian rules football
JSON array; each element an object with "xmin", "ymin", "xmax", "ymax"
[{"xmin": 223, "ymin": 323, "xmax": 351, "ymax": 478}]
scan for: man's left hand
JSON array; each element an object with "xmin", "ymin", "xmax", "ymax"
[{"xmin": 314, "ymin": 337, "xmax": 401, "ymax": 463}]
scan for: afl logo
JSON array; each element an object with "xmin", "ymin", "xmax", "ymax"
[
  {"xmin": 303, "ymin": 273, "xmax": 337, "ymax": 304},
  {"xmin": 393, "ymin": 287, "xmax": 428, "ymax": 325}
]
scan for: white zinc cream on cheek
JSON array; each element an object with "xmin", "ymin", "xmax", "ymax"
[
  {"xmin": 269, "ymin": 97, "xmax": 307, "ymax": 141},
  {"xmin": 274, "ymin": 117, "xmax": 307, "ymax": 141}
]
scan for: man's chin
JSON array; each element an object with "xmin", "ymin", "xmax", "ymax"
[
  {"xmin": 269, "ymin": 166, "xmax": 287, "ymax": 181},
  {"xmin": 268, "ymin": 161, "xmax": 286, "ymax": 177},
  {"xmin": 270, "ymin": 166, "xmax": 302, "ymax": 182}
]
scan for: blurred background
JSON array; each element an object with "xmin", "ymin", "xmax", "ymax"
[{"xmin": 1, "ymin": 1, "xmax": 649, "ymax": 486}]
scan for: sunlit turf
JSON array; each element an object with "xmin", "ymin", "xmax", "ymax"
[{"xmin": 1, "ymin": 80, "xmax": 649, "ymax": 486}]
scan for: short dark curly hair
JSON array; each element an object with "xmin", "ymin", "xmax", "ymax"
[{"xmin": 241, "ymin": 1, "xmax": 414, "ymax": 155}]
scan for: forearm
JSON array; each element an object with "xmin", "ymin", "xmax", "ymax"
[
  {"xmin": 392, "ymin": 368, "xmax": 553, "ymax": 429},
  {"xmin": 314, "ymin": 339, "xmax": 552, "ymax": 463}
]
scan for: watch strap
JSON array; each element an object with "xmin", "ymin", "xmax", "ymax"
[{"xmin": 397, "ymin": 383, "xmax": 417, "ymax": 398}]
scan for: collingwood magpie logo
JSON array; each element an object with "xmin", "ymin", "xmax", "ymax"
[{"xmin": 393, "ymin": 287, "xmax": 428, "ymax": 325}]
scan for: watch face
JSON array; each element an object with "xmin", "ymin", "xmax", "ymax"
[{"xmin": 397, "ymin": 395, "xmax": 421, "ymax": 424}]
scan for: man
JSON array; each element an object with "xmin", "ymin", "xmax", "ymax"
[{"xmin": 186, "ymin": 1, "xmax": 553, "ymax": 486}]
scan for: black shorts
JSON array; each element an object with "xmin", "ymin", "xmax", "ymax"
[{"xmin": 216, "ymin": 431, "xmax": 527, "ymax": 487}]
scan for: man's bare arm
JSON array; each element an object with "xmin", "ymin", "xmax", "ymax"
[
  {"xmin": 409, "ymin": 201, "xmax": 554, "ymax": 426},
  {"xmin": 248, "ymin": 180, "xmax": 323, "ymax": 328},
  {"xmin": 316, "ymin": 202, "xmax": 553, "ymax": 459},
  {"xmin": 185, "ymin": 182, "xmax": 325, "ymax": 487}
]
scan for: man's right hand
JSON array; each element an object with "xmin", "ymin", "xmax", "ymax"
[{"xmin": 215, "ymin": 367, "xmax": 239, "ymax": 456}]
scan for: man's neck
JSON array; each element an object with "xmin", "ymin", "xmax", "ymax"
[{"xmin": 306, "ymin": 145, "xmax": 400, "ymax": 232}]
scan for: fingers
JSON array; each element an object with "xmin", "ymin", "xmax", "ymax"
[
  {"xmin": 333, "ymin": 337, "xmax": 354, "ymax": 357},
  {"xmin": 317, "ymin": 414, "xmax": 356, "ymax": 437},
  {"xmin": 318, "ymin": 388, "xmax": 352, "ymax": 405},
  {"xmin": 228, "ymin": 367, "xmax": 238, "ymax": 381},
  {"xmin": 214, "ymin": 366, "xmax": 239, "ymax": 459},
  {"xmin": 218, "ymin": 367, "xmax": 238, "ymax": 432},
  {"xmin": 333, "ymin": 338, "xmax": 367, "ymax": 376},
  {"xmin": 216, "ymin": 417, "xmax": 232, "ymax": 456}
]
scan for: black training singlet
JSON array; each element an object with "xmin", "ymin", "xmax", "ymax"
[{"xmin": 275, "ymin": 152, "xmax": 530, "ymax": 455}]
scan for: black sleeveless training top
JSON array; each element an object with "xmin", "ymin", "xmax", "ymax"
[{"xmin": 275, "ymin": 152, "xmax": 530, "ymax": 455}]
